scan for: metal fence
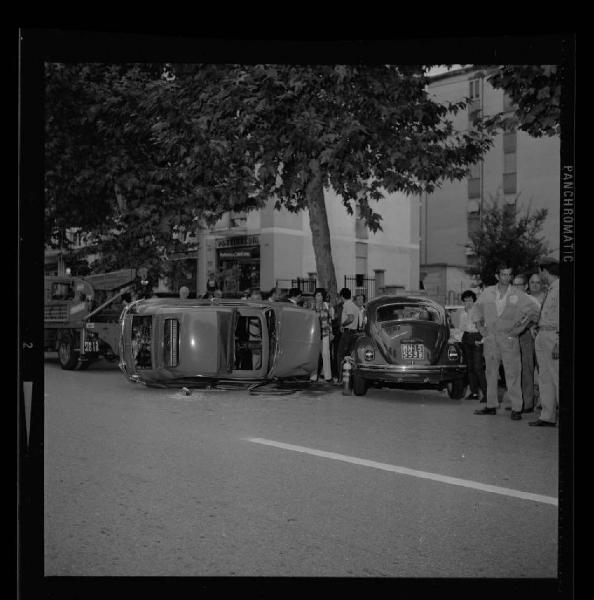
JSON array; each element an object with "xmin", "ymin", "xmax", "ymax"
[
  {"xmin": 276, "ymin": 276, "xmax": 378, "ymax": 299},
  {"xmin": 344, "ymin": 275, "xmax": 376, "ymax": 301},
  {"xmin": 275, "ymin": 277, "xmax": 318, "ymax": 294}
]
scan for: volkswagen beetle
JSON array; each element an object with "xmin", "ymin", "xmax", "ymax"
[
  {"xmin": 118, "ymin": 298, "xmax": 321, "ymax": 387},
  {"xmin": 346, "ymin": 295, "xmax": 467, "ymax": 398}
]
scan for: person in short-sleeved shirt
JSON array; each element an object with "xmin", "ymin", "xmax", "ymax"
[
  {"xmin": 471, "ymin": 264, "xmax": 540, "ymax": 419},
  {"xmin": 529, "ymin": 258, "xmax": 559, "ymax": 427},
  {"xmin": 335, "ymin": 288, "xmax": 358, "ymax": 379},
  {"xmin": 341, "ymin": 296, "xmax": 359, "ymax": 331},
  {"xmin": 459, "ymin": 290, "xmax": 487, "ymax": 401}
]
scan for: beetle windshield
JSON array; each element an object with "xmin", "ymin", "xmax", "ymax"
[{"xmin": 376, "ymin": 303, "xmax": 440, "ymax": 323}]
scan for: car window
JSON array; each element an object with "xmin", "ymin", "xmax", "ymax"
[
  {"xmin": 376, "ymin": 303, "xmax": 439, "ymax": 323},
  {"xmin": 131, "ymin": 315, "xmax": 152, "ymax": 369},
  {"xmin": 51, "ymin": 282, "xmax": 74, "ymax": 300}
]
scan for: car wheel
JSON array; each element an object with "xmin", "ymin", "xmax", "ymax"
[
  {"xmin": 58, "ymin": 337, "xmax": 79, "ymax": 370},
  {"xmin": 352, "ymin": 372, "xmax": 368, "ymax": 396},
  {"xmin": 446, "ymin": 379, "xmax": 465, "ymax": 399}
]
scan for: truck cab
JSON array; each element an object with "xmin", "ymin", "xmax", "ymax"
[{"xmin": 44, "ymin": 269, "xmax": 137, "ymax": 370}]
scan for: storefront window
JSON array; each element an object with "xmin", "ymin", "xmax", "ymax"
[{"xmin": 216, "ymin": 235, "xmax": 260, "ymax": 293}]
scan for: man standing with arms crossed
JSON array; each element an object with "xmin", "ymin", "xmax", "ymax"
[
  {"xmin": 529, "ymin": 258, "xmax": 560, "ymax": 427},
  {"xmin": 471, "ymin": 263, "xmax": 540, "ymax": 420}
]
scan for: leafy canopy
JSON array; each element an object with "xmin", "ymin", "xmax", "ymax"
[
  {"xmin": 45, "ymin": 63, "xmax": 494, "ymax": 288},
  {"xmin": 480, "ymin": 65, "xmax": 561, "ymax": 138},
  {"xmin": 149, "ymin": 64, "xmax": 493, "ymax": 232},
  {"xmin": 467, "ymin": 194, "xmax": 549, "ymax": 286}
]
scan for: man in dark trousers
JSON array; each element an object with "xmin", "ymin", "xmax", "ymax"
[
  {"xmin": 529, "ymin": 258, "xmax": 560, "ymax": 427},
  {"xmin": 335, "ymin": 288, "xmax": 359, "ymax": 381},
  {"xmin": 511, "ymin": 274, "xmax": 540, "ymax": 413}
]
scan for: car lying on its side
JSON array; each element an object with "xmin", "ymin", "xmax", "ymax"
[
  {"xmin": 118, "ymin": 298, "xmax": 321, "ymax": 387},
  {"xmin": 346, "ymin": 295, "xmax": 467, "ymax": 398}
]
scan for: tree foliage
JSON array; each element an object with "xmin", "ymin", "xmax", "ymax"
[
  {"xmin": 480, "ymin": 65, "xmax": 561, "ymax": 138},
  {"xmin": 467, "ymin": 195, "xmax": 549, "ymax": 286},
  {"xmin": 45, "ymin": 63, "xmax": 494, "ymax": 296},
  {"xmin": 45, "ymin": 62, "xmax": 203, "ymax": 283}
]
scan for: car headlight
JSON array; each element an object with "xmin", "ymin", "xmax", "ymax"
[
  {"xmin": 447, "ymin": 345, "xmax": 459, "ymax": 361},
  {"xmin": 357, "ymin": 344, "xmax": 375, "ymax": 362}
]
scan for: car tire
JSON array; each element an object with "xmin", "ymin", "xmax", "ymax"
[
  {"xmin": 446, "ymin": 379, "xmax": 465, "ymax": 399},
  {"xmin": 58, "ymin": 337, "xmax": 79, "ymax": 370},
  {"xmin": 352, "ymin": 372, "xmax": 368, "ymax": 396}
]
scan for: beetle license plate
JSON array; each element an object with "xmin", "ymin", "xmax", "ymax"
[
  {"xmin": 401, "ymin": 343, "xmax": 424, "ymax": 359},
  {"xmin": 84, "ymin": 340, "xmax": 99, "ymax": 353}
]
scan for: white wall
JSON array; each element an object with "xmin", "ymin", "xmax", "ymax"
[
  {"xmin": 203, "ymin": 184, "xmax": 420, "ymax": 293},
  {"xmin": 424, "ymin": 68, "xmax": 561, "ymax": 267}
]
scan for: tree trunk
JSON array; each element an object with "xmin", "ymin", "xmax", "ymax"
[{"xmin": 305, "ymin": 161, "xmax": 338, "ymax": 301}]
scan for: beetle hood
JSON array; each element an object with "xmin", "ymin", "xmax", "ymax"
[{"xmin": 371, "ymin": 319, "xmax": 446, "ymax": 365}]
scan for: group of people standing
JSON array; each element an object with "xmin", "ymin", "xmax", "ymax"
[
  {"xmin": 454, "ymin": 258, "xmax": 560, "ymax": 427},
  {"xmin": 263, "ymin": 285, "xmax": 366, "ymax": 385}
]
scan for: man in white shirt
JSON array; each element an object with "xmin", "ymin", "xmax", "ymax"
[
  {"xmin": 335, "ymin": 288, "xmax": 359, "ymax": 378},
  {"xmin": 354, "ymin": 293, "xmax": 367, "ymax": 330},
  {"xmin": 511, "ymin": 274, "xmax": 540, "ymax": 414},
  {"xmin": 471, "ymin": 264, "xmax": 540, "ymax": 420}
]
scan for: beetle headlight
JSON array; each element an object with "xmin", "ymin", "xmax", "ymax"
[
  {"xmin": 357, "ymin": 344, "xmax": 375, "ymax": 362},
  {"xmin": 447, "ymin": 345, "xmax": 459, "ymax": 361}
]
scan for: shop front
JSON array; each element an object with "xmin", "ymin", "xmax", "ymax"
[{"xmin": 216, "ymin": 235, "xmax": 260, "ymax": 293}]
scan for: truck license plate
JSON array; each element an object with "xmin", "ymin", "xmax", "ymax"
[
  {"xmin": 84, "ymin": 340, "xmax": 99, "ymax": 353},
  {"xmin": 401, "ymin": 343, "xmax": 424, "ymax": 359}
]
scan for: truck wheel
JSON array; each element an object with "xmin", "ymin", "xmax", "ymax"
[
  {"xmin": 446, "ymin": 379, "xmax": 465, "ymax": 399},
  {"xmin": 352, "ymin": 372, "xmax": 368, "ymax": 396},
  {"xmin": 58, "ymin": 338, "xmax": 79, "ymax": 370}
]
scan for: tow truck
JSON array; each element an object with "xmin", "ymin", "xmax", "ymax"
[{"xmin": 44, "ymin": 268, "xmax": 142, "ymax": 370}]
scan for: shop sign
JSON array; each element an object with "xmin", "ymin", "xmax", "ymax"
[
  {"xmin": 215, "ymin": 235, "xmax": 259, "ymax": 249},
  {"xmin": 218, "ymin": 248, "xmax": 259, "ymax": 259}
]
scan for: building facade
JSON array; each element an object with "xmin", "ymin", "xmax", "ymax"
[
  {"xmin": 192, "ymin": 189, "xmax": 420, "ymax": 298},
  {"xmin": 44, "ymin": 188, "xmax": 419, "ymax": 300},
  {"xmin": 420, "ymin": 66, "xmax": 560, "ymax": 305}
]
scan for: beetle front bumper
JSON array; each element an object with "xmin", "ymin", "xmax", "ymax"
[{"xmin": 354, "ymin": 363, "xmax": 466, "ymax": 384}]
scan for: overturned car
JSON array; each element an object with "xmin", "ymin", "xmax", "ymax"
[
  {"xmin": 347, "ymin": 295, "xmax": 467, "ymax": 398},
  {"xmin": 118, "ymin": 298, "xmax": 321, "ymax": 387}
]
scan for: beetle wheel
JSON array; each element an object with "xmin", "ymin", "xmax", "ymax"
[
  {"xmin": 352, "ymin": 372, "xmax": 368, "ymax": 396},
  {"xmin": 58, "ymin": 338, "xmax": 79, "ymax": 370}
]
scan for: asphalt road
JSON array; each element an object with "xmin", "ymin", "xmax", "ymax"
[{"xmin": 43, "ymin": 356, "xmax": 559, "ymax": 578}]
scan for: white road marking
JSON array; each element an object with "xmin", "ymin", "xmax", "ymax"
[{"xmin": 245, "ymin": 437, "xmax": 558, "ymax": 507}]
